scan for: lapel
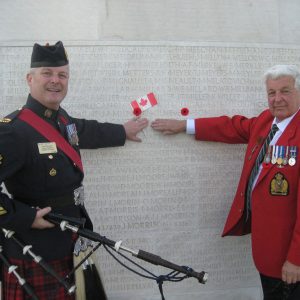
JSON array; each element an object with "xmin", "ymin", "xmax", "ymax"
[{"xmin": 246, "ymin": 116, "xmax": 273, "ymax": 171}]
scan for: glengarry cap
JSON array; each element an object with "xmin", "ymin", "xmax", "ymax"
[{"xmin": 30, "ymin": 41, "xmax": 69, "ymax": 68}]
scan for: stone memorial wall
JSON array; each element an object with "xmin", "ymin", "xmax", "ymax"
[{"xmin": 1, "ymin": 42, "xmax": 300, "ymax": 299}]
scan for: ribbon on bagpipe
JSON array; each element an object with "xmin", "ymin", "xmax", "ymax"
[{"xmin": 44, "ymin": 213, "xmax": 208, "ymax": 300}]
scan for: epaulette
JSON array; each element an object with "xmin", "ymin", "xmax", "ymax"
[{"xmin": 0, "ymin": 108, "xmax": 22, "ymax": 124}]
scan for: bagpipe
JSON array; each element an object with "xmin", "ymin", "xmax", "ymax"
[
  {"xmin": 0, "ymin": 245, "xmax": 38, "ymax": 300},
  {"xmin": 0, "ymin": 212, "xmax": 208, "ymax": 299},
  {"xmin": 0, "ymin": 226, "xmax": 76, "ymax": 299}
]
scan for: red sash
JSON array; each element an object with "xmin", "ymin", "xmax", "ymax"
[{"xmin": 18, "ymin": 108, "xmax": 84, "ymax": 173}]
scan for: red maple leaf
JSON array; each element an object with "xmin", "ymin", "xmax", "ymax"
[{"xmin": 139, "ymin": 98, "xmax": 148, "ymax": 106}]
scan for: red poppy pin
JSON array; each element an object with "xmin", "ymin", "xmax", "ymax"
[
  {"xmin": 181, "ymin": 107, "xmax": 189, "ymax": 116},
  {"xmin": 133, "ymin": 107, "xmax": 142, "ymax": 116}
]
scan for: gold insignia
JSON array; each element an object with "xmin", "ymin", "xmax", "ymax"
[
  {"xmin": 49, "ymin": 168, "xmax": 57, "ymax": 176},
  {"xmin": 0, "ymin": 206, "xmax": 7, "ymax": 215},
  {"xmin": 0, "ymin": 154, "xmax": 3, "ymax": 165},
  {"xmin": 0, "ymin": 118, "xmax": 11, "ymax": 123},
  {"xmin": 270, "ymin": 172, "xmax": 289, "ymax": 196},
  {"xmin": 44, "ymin": 109, "xmax": 53, "ymax": 118}
]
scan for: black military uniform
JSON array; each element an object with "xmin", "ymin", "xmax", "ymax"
[
  {"xmin": 0, "ymin": 94, "xmax": 126, "ymax": 259},
  {"xmin": 0, "ymin": 41, "xmax": 126, "ymax": 299}
]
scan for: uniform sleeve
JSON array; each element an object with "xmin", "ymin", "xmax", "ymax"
[
  {"xmin": 194, "ymin": 115, "xmax": 257, "ymax": 144},
  {"xmin": 72, "ymin": 117, "xmax": 126, "ymax": 149},
  {"xmin": 286, "ymin": 176, "xmax": 300, "ymax": 266},
  {"xmin": 0, "ymin": 124, "xmax": 36, "ymax": 232}
]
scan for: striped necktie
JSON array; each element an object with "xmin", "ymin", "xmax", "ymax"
[{"xmin": 245, "ymin": 124, "xmax": 279, "ymax": 220}]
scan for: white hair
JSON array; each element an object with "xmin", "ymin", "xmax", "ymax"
[{"xmin": 263, "ymin": 65, "xmax": 300, "ymax": 90}]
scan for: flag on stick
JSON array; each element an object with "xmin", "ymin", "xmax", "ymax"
[{"xmin": 131, "ymin": 92, "xmax": 157, "ymax": 113}]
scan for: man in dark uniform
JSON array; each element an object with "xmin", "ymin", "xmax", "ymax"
[{"xmin": 0, "ymin": 41, "xmax": 148, "ymax": 299}]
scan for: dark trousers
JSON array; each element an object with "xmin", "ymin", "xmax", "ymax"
[{"xmin": 260, "ymin": 273, "xmax": 300, "ymax": 300}]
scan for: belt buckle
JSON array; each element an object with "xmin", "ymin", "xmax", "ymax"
[{"xmin": 74, "ymin": 186, "xmax": 84, "ymax": 206}]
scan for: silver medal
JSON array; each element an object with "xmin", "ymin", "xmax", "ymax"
[{"xmin": 289, "ymin": 157, "xmax": 296, "ymax": 166}]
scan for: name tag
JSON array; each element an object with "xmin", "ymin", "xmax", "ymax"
[{"xmin": 38, "ymin": 142, "xmax": 58, "ymax": 154}]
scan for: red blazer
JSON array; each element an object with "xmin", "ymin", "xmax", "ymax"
[{"xmin": 195, "ymin": 109, "xmax": 300, "ymax": 278}]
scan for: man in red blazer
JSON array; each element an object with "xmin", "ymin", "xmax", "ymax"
[{"xmin": 151, "ymin": 65, "xmax": 300, "ymax": 299}]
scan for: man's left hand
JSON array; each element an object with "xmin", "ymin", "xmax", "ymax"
[
  {"xmin": 282, "ymin": 260, "xmax": 300, "ymax": 284},
  {"xmin": 123, "ymin": 117, "xmax": 149, "ymax": 142}
]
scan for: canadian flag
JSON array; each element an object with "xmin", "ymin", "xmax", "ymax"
[{"xmin": 131, "ymin": 92, "xmax": 158, "ymax": 112}]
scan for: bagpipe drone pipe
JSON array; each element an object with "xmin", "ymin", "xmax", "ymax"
[
  {"xmin": 0, "ymin": 213, "xmax": 106, "ymax": 300},
  {"xmin": 44, "ymin": 212, "xmax": 208, "ymax": 300},
  {"xmin": 0, "ymin": 245, "xmax": 38, "ymax": 300},
  {"xmin": 1, "ymin": 227, "xmax": 76, "ymax": 297}
]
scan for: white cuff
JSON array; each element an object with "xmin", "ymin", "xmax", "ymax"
[{"xmin": 186, "ymin": 119, "xmax": 195, "ymax": 134}]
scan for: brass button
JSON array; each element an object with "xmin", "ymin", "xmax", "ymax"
[{"xmin": 49, "ymin": 168, "xmax": 57, "ymax": 176}]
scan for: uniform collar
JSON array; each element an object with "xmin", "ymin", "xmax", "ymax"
[{"xmin": 25, "ymin": 94, "xmax": 59, "ymax": 121}]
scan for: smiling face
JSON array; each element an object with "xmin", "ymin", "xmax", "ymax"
[
  {"xmin": 26, "ymin": 65, "xmax": 69, "ymax": 110},
  {"xmin": 266, "ymin": 76, "xmax": 300, "ymax": 121}
]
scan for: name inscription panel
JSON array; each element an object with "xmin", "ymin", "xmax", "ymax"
[{"xmin": 1, "ymin": 43, "xmax": 300, "ymax": 299}]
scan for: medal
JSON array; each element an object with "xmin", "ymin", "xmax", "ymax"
[
  {"xmin": 271, "ymin": 145, "xmax": 277, "ymax": 164},
  {"xmin": 289, "ymin": 157, "xmax": 296, "ymax": 166},
  {"xmin": 282, "ymin": 146, "xmax": 289, "ymax": 165},
  {"xmin": 66, "ymin": 123, "xmax": 79, "ymax": 146},
  {"xmin": 277, "ymin": 146, "xmax": 284, "ymax": 167},
  {"xmin": 288, "ymin": 146, "xmax": 297, "ymax": 166},
  {"xmin": 264, "ymin": 146, "xmax": 272, "ymax": 164}
]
